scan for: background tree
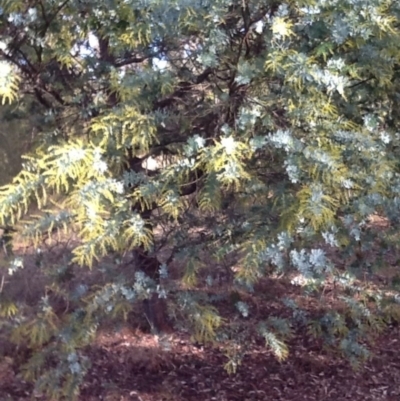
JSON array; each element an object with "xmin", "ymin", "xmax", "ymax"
[
  {"xmin": 0, "ymin": 99, "xmax": 40, "ymax": 185},
  {"xmin": 1, "ymin": 0, "xmax": 400, "ymax": 398}
]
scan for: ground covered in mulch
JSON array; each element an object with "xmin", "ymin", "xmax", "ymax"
[
  {"xmin": 1, "ymin": 303, "xmax": 400, "ymax": 401},
  {"xmin": 76, "ymin": 325, "xmax": 400, "ymax": 401},
  {"xmin": 1, "ymin": 226, "xmax": 400, "ymax": 401}
]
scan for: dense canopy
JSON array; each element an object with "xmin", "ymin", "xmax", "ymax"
[{"xmin": 1, "ymin": 0, "xmax": 400, "ymax": 398}]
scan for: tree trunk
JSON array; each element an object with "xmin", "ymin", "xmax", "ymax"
[{"xmin": 132, "ymin": 249, "xmax": 171, "ymax": 334}]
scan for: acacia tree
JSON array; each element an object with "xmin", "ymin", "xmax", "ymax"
[{"xmin": 1, "ymin": 0, "xmax": 400, "ymax": 398}]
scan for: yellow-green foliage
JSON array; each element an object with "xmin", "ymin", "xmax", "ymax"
[
  {"xmin": 1, "ymin": 0, "xmax": 400, "ymax": 398},
  {"xmin": 190, "ymin": 304, "xmax": 222, "ymax": 344},
  {"xmin": 0, "ymin": 61, "xmax": 20, "ymax": 105}
]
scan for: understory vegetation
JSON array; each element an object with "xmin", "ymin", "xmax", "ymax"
[{"xmin": 1, "ymin": 0, "xmax": 400, "ymax": 399}]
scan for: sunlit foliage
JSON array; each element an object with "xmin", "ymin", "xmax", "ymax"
[{"xmin": 1, "ymin": 0, "xmax": 400, "ymax": 398}]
